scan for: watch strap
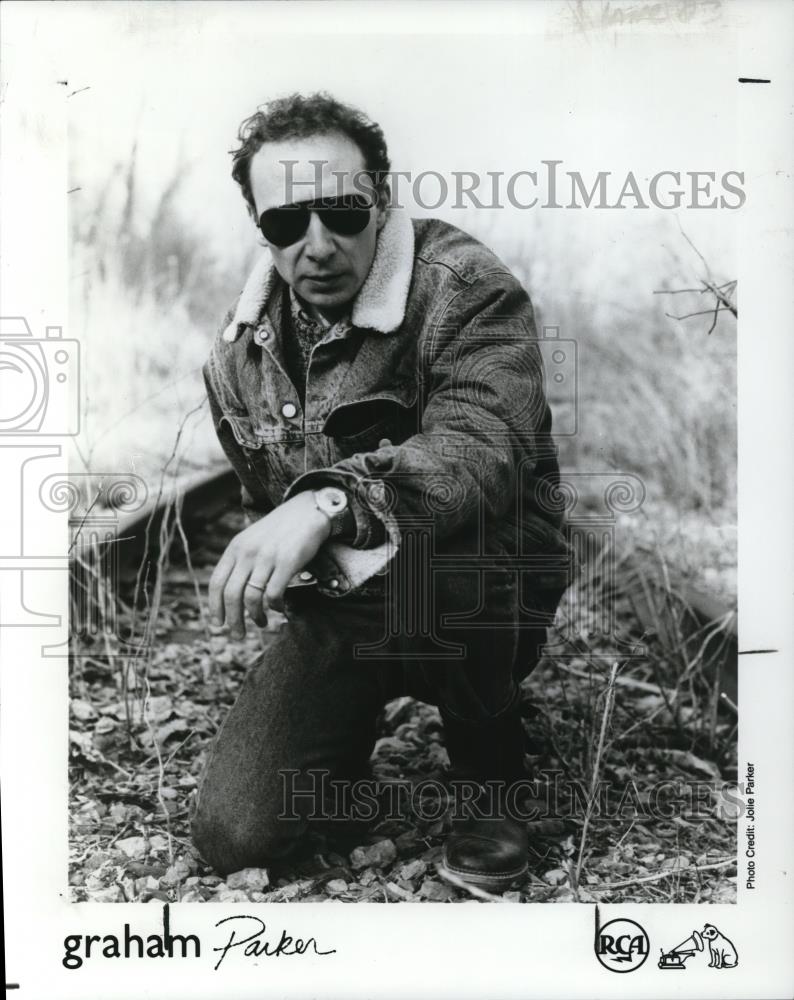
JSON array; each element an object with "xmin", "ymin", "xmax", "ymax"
[{"xmin": 313, "ymin": 487, "xmax": 350, "ymax": 538}]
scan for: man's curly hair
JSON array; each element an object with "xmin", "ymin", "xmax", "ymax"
[{"xmin": 231, "ymin": 92, "xmax": 391, "ymax": 218}]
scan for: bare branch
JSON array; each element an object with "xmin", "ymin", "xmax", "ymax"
[
  {"xmin": 703, "ymin": 279, "xmax": 738, "ymax": 317},
  {"xmin": 591, "ymin": 857, "xmax": 735, "ymax": 891},
  {"xmin": 706, "ymin": 300, "xmax": 722, "ymax": 336},
  {"xmin": 665, "ymin": 308, "xmax": 732, "ymax": 322},
  {"xmin": 676, "ymin": 217, "xmax": 711, "ymax": 277},
  {"xmin": 573, "ymin": 661, "xmax": 619, "ymax": 895},
  {"xmin": 655, "ymin": 227, "xmax": 737, "ymax": 334}
]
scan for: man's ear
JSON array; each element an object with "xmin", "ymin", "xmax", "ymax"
[{"xmin": 375, "ymin": 182, "xmax": 391, "ymax": 231}]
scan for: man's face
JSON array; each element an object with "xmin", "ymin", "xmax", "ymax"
[{"xmin": 248, "ymin": 133, "xmax": 386, "ymax": 320}]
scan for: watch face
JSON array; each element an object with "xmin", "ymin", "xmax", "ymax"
[{"xmin": 319, "ymin": 487, "xmax": 347, "ymax": 513}]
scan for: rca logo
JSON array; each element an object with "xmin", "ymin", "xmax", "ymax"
[{"xmin": 594, "ymin": 908, "xmax": 649, "ymax": 973}]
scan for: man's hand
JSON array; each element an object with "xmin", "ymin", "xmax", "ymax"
[{"xmin": 209, "ymin": 491, "xmax": 331, "ymax": 638}]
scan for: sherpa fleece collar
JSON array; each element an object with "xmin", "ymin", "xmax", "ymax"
[{"xmin": 222, "ymin": 208, "xmax": 415, "ymax": 343}]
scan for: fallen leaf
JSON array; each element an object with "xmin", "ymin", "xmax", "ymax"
[
  {"xmin": 134, "ymin": 876, "xmax": 160, "ymax": 894},
  {"xmin": 661, "ymin": 855, "xmax": 691, "ymax": 870},
  {"xmin": 88, "ymin": 885, "xmax": 124, "ymax": 903},
  {"xmin": 214, "ymin": 888, "xmax": 251, "ymax": 903},
  {"xmin": 350, "ymin": 839, "xmax": 397, "ymax": 871},
  {"xmin": 71, "ymin": 699, "xmax": 98, "ymax": 722},
  {"xmin": 226, "ymin": 867, "xmax": 269, "ymax": 892},
  {"xmin": 543, "ymin": 868, "xmax": 568, "ymax": 886},
  {"xmin": 156, "ymin": 719, "xmax": 191, "ymax": 744},
  {"xmin": 146, "ymin": 695, "xmax": 175, "ymax": 723},
  {"xmin": 162, "ymin": 859, "xmax": 192, "ymax": 886},
  {"xmin": 385, "ymin": 881, "xmax": 413, "ymax": 901},
  {"xmin": 661, "ymin": 750, "xmax": 722, "ymax": 781},
  {"xmin": 417, "ymin": 879, "xmax": 455, "ymax": 901},
  {"xmin": 116, "ymin": 836, "xmax": 147, "ymax": 861},
  {"xmin": 398, "ymin": 859, "xmax": 427, "ymax": 882}
]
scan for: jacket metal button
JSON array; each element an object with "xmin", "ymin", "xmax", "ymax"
[
  {"xmin": 328, "ymin": 578, "xmax": 340, "ymax": 589},
  {"xmin": 281, "ymin": 402, "xmax": 298, "ymax": 419}
]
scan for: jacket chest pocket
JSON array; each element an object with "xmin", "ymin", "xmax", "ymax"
[
  {"xmin": 220, "ymin": 411, "xmax": 282, "ymax": 499},
  {"xmin": 322, "ymin": 391, "xmax": 418, "ymax": 460},
  {"xmin": 221, "ymin": 412, "xmax": 261, "ymax": 450}
]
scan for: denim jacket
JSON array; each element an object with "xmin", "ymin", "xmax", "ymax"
[{"xmin": 203, "ymin": 210, "xmax": 572, "ymax": 603}]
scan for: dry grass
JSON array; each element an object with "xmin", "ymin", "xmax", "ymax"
[
  {"xmin": 494, "ymin": 218, "xmax": 737, "ymax": 520},
  {"xmin": 69, "ymin": 157, "xmax": 252, "ymax": 483}
]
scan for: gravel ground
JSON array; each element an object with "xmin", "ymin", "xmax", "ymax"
[{"xmin": 69, "ymin": 508, "xmax": 738, "ymax": 904}]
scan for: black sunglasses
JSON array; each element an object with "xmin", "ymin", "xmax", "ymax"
[{"xmin": 258, "ymin": 193, "xmax": 373, "ymax": 248}]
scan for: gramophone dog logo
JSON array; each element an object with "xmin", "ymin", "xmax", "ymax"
[
  {"xmin": 658, "ymin": 924, "xmax": 738, "ymax": 970},
  {"xmin": 593, "ymin": 907, "xmax": 649, "ymax": 973}
]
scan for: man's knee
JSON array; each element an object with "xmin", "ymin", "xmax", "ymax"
[
  {"xmin": 190, "ymin": 798, "xmax": 300, "ymax": 876},
  {"xmin": 190, "ymin": 756, "xmax": 309, "ymax": 875}
]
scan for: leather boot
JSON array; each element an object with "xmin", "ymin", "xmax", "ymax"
[{"xmin": 439, "ymin": 702, "xmax": 530, "ymax": 891}]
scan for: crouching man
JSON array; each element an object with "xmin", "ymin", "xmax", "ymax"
[{"xmin": 191, "ymin": 92, "xmax": 572, "ymax": 891}]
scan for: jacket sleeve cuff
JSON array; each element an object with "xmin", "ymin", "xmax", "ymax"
[{"xmin": 339, "ymin": 490, "xmax": 387, "ymax": 548}]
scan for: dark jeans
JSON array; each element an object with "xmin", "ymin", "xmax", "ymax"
[{"xmin": 191, "ymin": 554, "xmax": 556, "ymax": 875}]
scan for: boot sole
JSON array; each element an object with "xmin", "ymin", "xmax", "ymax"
[{"xmin": 438, "ymin": 853, "xmax": 528, "ymax": 892}]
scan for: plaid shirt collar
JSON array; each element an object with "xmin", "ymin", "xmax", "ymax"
[{"xmin": 288, "ymin": 286, "xmax": 350, "ymax": 334}]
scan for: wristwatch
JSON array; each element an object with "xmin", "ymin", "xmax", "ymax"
[{"xmin": 312, "ymin": 486, "xmax": 350, "ymax": 538}]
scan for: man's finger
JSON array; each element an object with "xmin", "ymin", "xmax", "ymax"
[
  {"xmin": 208, "ymin": 549, "xmax": 236, "ymax": 625},
  {"xmin": 224, "ymin": 568, "xmax": 252, "ymax": 639},
  {"xmin": 265, "ymin": 561, "xmax": 298, "ymax": 614},
  {"xmin": 244, "ymin": 566, "xmax": 272, "ymax": 628}
]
